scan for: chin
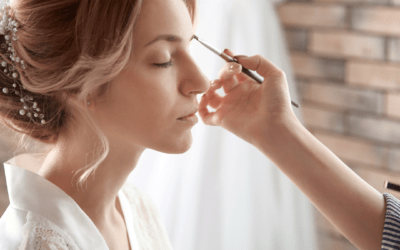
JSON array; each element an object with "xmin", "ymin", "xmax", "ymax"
[{"xmin": 155, "ymin": 133, "xmax": 194, "ymax": 154}]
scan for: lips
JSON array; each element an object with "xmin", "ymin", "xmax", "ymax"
[{"xmin": 178, "ymin": 108, "xmax": 198, "ymax": 119}]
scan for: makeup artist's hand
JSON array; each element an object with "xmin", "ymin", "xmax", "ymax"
[{"xmin": 199, "ymin": 49, "xmax": 297, "ymax": 145}]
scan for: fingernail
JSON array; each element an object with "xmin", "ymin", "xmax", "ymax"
[{"xmin": 229, "ymin": 64, "xmax": 241, "ymax": 71}]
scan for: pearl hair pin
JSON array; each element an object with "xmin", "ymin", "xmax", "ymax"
[{"xmin": 0, "ymin": 0, "xmax": 46, "ymax": 125}]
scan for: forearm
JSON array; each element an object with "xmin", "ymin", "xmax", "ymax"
[{"xmin": 252, "ymin": 116, "xmax": 386, "ymax": 250}]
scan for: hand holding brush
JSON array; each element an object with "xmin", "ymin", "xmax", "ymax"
[
  {"xmin": 194, "ymin": 35, "xmax": 299, "ymax": 108},
  {"xmin": 199, "ymin": 46, "xmax": 298, "ymax": 145}
]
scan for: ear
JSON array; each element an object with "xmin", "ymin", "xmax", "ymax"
[{"xmin": 67, "ymin": 93, "xmax": 94, "ymax": 111}]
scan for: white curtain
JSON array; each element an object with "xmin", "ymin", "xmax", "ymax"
[{"xmin": 128, "ymin": 0, "xmax": 318, "ymax": 249}]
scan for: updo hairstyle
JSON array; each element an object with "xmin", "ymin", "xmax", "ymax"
[{"xmin": 0, "ymin": 0, "xmax": 197, "ymax": 187}]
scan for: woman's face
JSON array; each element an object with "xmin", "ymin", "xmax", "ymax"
[{"xmin": 93, "ymin": 0, "xmax": 209, "ymax": 154}]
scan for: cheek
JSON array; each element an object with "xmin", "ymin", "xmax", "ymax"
[
  {"xmin": 110, "ymin": 74, "xmax": 176, "ymax": 125},
  {"xmin": 96, "ymin": 60, "xmax": 180, "ymax": 130},
  {"xmin": 131, "ymin": 78, "xmax": 173, "ymax": 109}
]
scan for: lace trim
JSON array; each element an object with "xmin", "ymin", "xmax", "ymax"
[
  {"xmin": 121, "ymin": 182, "xmax": 173, "ymax": 249},
  {"xmin": 18, "ymin": 212, "xmax": 79, "ymax": 250}
]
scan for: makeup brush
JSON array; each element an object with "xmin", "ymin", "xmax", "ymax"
[{"xmin": 193, "ymin": 35, "xmax": 300, "ymax": 108}]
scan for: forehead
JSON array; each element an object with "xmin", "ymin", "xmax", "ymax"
[{"xmin": 133, "ymin": 0, "xmax": 193, "ymax": 47}]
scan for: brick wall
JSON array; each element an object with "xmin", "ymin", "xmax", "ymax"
[{"xmin": 277, "ymin": 0, "xmax": 400, "ymax": 249}]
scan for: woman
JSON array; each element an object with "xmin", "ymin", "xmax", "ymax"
[
  {"xmin": 1, "ymin": 0, "xmax": 202, "ymax": 249},
  {"xmin": 0, "ymin": 1, "xmax": 395, "ymax": 250}
]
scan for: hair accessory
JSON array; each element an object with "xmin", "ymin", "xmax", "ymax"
[{"xmin": 0, "ymin": 0, "xmax": 46, "ymax": 125}]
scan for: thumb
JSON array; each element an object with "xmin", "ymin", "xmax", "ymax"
[{"xmin": 233, "ymin": 54, "xmax": 284, "ymax": 79}]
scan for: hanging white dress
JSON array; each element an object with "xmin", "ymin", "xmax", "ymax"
[{"xmin": 128, "ymin": 0, "xmax": 318, "ymax": 249}]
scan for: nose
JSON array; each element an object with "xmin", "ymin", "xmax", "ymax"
[{"xmin": 180, "ymin": 55, "xmax": 210, "ymax": 96}]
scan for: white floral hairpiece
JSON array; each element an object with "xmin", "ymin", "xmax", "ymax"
[{"xmin": 0, "ymin": 0, "xmax": 46, "ymax": 125}]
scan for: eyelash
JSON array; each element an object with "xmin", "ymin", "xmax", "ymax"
[{"xmin": 154, "ymin": 60, "xmax": 173, "ymax": 68}]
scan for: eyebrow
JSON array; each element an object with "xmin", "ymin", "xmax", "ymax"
[{"xmin": 144, "ymin": 34, "xmax": 196, "ymax": 47}]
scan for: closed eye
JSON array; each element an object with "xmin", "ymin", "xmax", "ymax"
[{"xmin": 154, "ymin": 60, "xmax": 173, "ymax": 68}]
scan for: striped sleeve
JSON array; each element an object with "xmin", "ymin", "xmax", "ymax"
[{"xmin": 382, "ymin": 193, "xmax": 400, "ymax": 250}]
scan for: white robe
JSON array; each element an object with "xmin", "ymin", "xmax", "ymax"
[{"xmin": 0, "ymin": 153, "xmax": 172, "ymax": 250}]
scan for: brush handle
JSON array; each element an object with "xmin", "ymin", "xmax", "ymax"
[
  {"xmin": 221, "ymin": 54, "xmax": 300, "ymax": 108},
  {"xmin": 241, "ymin": 66, "xmax": 299, "ymax": 108}
]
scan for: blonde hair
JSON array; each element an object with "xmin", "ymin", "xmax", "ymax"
[{"xmin": 0, "ymin": 0, "xmax": 198, "ymax": 189}]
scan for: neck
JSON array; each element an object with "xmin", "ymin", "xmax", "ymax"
[{"xmin": 37, "ymin": 124, "xmax": 146, "ymax": 226}]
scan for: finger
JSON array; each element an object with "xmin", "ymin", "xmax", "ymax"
[
  {"xmin": 222, "ymin": 74, "xmax": 240, "ymax": 93},
  {"xmin": 233, "ymin": 54, "xmax": 284, "ymax": 79},
  {"xmin": 222, "ymin": 49, "xmax": 251, "ymax": 83},
  {"xmin": 210, "ymin": 79, "xmax": 223, "ymax": 90},
  {"xmin": 205, "ymin": 81, "xmax": 223, "ymax": 109},
  {"xmin": 199, "ymin": 94, "xmax": 221, "ymax": 126},
  {"xmin": 218, "ymin": 62, "xmax": 242, "ymax": 81},
  {"xmin": 216, "ymin": 63, "xmax": 242, "ymax": 93},
  {"xmin": 223, "ymin": 48, "xmax": 235, "ymax": 58},
  {"xmin": 235, "ymin": 71, "xmax": 250, "ymax": 83},
  {"xmin": 218, "ymin": 63, "xmax": 241, "ymax": 92}
]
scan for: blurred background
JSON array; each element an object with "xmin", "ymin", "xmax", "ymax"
[{"xmin": 2, "ymin": 0, "xmax": 400, "ymax": 249}]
